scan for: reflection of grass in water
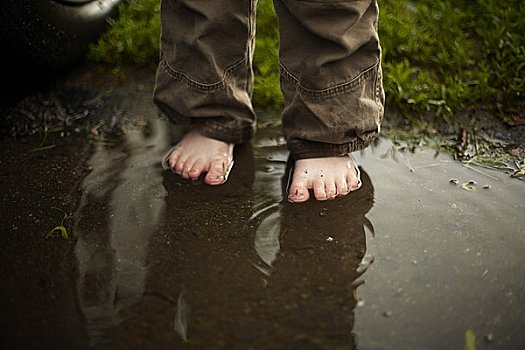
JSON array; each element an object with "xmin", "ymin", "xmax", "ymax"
[{"xmin": 88, "ymin": 0, "xmax": 524, "ymax": 166}]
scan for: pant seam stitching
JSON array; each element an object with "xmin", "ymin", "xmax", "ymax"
[
  {"xmin": 161, "ymin": 52, "xmax": 247, "ymax": 92},
  {"xmin": 279, "ymin": 60, "xmax": 380, "ymax": 97}
]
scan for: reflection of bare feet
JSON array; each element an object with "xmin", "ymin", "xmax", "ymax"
[
  {"xmin": 287, "ymin": 155, "xmax": 361, "ymax": 203},
  {"xmin": 165, "ymin": 131, "xmax": 234, "ymax": 185}
]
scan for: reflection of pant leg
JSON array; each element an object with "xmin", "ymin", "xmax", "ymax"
[
  {"xmin": 274, "ymin": 0, "xmax": 385, "ymax": 159},
  {"xmin": 153, "ymin": 0, "xmax": 257, "ymax": 144}
]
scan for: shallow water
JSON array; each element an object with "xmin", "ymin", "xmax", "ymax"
[{"xmin": 1, "ymin": 89, "xmax": 524, "ymax": 350}]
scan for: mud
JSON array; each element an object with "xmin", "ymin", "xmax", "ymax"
[{"xmin": 0, "ymin": 66, "xmax": 524, "ymax": 350}]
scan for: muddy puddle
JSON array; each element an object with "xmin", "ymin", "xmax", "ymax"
[{"xmin": 0, "ymin": 81, "xmax": 524, "ymax": 350}]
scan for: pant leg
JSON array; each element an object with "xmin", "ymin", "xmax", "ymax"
[
  {"xmin": 274, "ymin": 0, "xmax": 385, "ymax": 159},
  {"xmin": 153, "ymin": 0, "xmax": 257, "ymax": 144}
]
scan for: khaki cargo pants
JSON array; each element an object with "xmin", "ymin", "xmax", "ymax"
[{"xmin": 154, "ymin": 0, "xmax": 384, "ymax": 159}]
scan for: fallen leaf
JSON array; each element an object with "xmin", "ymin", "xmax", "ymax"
[
  {"xmin": 464, "ymin": 329, "xmax": 476, "ymax": 350},
  {"xmin": 46, "ymin": 225, "xmax": 69, "ymax": 240},
  {"xmin": 461, "ymin": 182, "xmax": 477, "ymax": 192}
]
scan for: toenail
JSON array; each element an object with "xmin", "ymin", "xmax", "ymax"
[{"xmin": 288, "ymin": 192, "xmax": 301, "ymax": 199}]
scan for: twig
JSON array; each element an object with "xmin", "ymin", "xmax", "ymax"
[
  {"xmin": 406, "ymin": 158, "xmax": 415, "ymax": 173},
  {"xmin": 463, "ymin": 164, "xmax": 498, "ymax": 180}
]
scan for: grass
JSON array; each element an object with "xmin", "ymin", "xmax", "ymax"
[
  {"xmin": 87, "ymin": 0, "xmax": 161, "ymax": 74},
  {"xmin": 380, "ymin": 0, "xmax": 524, "ymax": 124},
  {"xmin": 88, "ymin": 0, "xmax": 525, "ymax": 167}
]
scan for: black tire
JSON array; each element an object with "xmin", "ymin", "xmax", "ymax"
[
  {"xmin": 0, "ymin": 0, "xmax": 123, "ymax": 107},
  {"xmin": 0, "ymin": 0, "xmax": 122, "ymax": 73}
]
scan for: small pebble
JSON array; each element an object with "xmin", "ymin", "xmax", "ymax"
[
  {"xmin": 450, "ymin": 179, "xmax": 459, "ymax": 185},
  {"xmin": 383, "ymin": 311, "xmax": 392, "ymax": 317},
  {"xmin": 485, "ymin": 333, "xmax": 494, "ymax": 343},
  {"xmin": 326, "ymin": 236, "xmax": 334, "ymax": 242},
  {"xmin": 483, "ymin": 184, "xmax": 491, "ymax": 189},
  {"xmin": 468, "ymin": 180, "xmax": 477, "ymax": 185}
]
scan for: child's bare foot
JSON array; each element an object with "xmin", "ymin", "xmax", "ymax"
[
  {"xmin": 287, "ymin": 155, "xmax": 361, "ymax": 203},
  {"xmin": 164, "ymin": 131, "xmax": 234, "ymax": 185}
]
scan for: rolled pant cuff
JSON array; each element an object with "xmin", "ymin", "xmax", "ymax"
[{"xmin": 288, "ymin": 137, "xmax": 374, "ymax": 160}]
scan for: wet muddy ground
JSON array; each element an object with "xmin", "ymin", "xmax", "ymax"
[{"xmin": 0, "ymin": 66, "xmax": 524, "ymax": 350}]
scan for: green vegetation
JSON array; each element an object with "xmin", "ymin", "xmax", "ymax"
[
  {"xmin": 87, "ymin": 0, "xmax": 160, "ymax": 73},
  {"xmin": 89, "ymin": 0, "xmax": 524, "ymax": 166},
  {"xmin": 45, "ymin": 207, "xmax": 70, "ymax": 240},
  {"xmin": 89, "ymin": 0, "xmax": 524, "ymax": 119},
  {"xmin": 464, "ymin": 329, "xmax": 476, "ymax": 350},
  {"xmin": 380, "ymin": 0, "xmax": 524, "ymax": 124},
  {"xmin": 252, "ymin": 0, "xmax": 281, "ymax": 109}
]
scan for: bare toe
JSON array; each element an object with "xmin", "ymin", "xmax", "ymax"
[
  {"xmin": 287, "ymin": 166, "xmax": 311, "ymax": 203},
  {"xmin": 204, "ymin": 159, "xmax": 229, "ymax": 185},
  {"xmin": 335, "ymin": 177, "xmax": 349, "ymax": 196},
  {"xmin": 325, "ymin": 181, "xmax": 337, "ymax": 199},
  {"xmin": 347, "ymin": 172, "xmax": 360, "ymax": 191},
  {"xmin": 164, "ymin": 131, "xmax": 234, "ymax": 185},
  {"xmin": 167, "ymin": 149, "xmax": 180, "ymax": 169},
  {"xmin": 288, "ymin": 186, "xmax": 309, "ymax": 203},
  {"xmin": 181, "ymin": 159, "xmax": 195, "ymax": 179},
  {"xmin": 189, "ymin": 160, "xmax": 206, "ymax": 181},
  {"xmin": 174, "ymin": 157, "xmax": 186, "ymax": 175},
  {"xmin": 288, "ymin": 155, "xmax": 360, "ymax": 203},
  {"xmin": 313, "ymin": 178, "xmax": 328, "ymax": 201}
]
